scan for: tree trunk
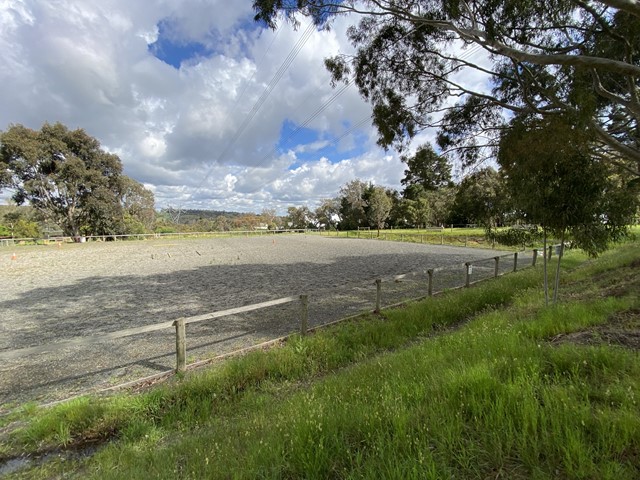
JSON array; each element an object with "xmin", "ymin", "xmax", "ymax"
[
  {"xmin": 552, "ymin": 230, "xmax": 565, "ymax": 304},
  {"xmin": 543, "ymin": 229, "xmax": 549, "ymax": 307}
]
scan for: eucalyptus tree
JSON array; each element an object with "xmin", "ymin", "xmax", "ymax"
[
  {"xmin": 403, "ymin": 190, "xmax": 431, "ymax": 228},
  {"xmin": 254, "ymin": 0, "xmax": 640, "ymax": 177},
  {"xmin": 450, "ymin": 167, "xmax": 506, "ymax": 228},
  {"xmin": 499, "ymin": 114, "xmax": 638, "ymax": 304},
  {"xmin": 0, "ymin": 122, "xmax": 154, "ymax": 237},
  {"xmin": 314, "ymin": 197, "xmax": 341, "ymax": 229},
  {"xmin": 401, "ymin": 144, "xmax": 452, "ymax": 196},
  {"xmin": 366, "ymin": 185, "xmax": 393, "ymax": 234},
  {"xmin": 338, "ymin": 178, "xmax": 369, "ymax": 230},
  {"xmin": 287, "ymin": 205, "xmax": 314, "ymax": 228}
]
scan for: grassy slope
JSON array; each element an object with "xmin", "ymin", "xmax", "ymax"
[{"xmin": 3, "ymin": 239, "xmax": 639, "ymax": 479}]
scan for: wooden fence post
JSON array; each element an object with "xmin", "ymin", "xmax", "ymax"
[
  {"xmin": 427, "ymin": 269, "xmax": 434, "ymax": 296},
  {"xmin": 494, "ymin": 256, "xmax": 500, "ymax": 278},
  {"xmin": 174, "ymin": 318, "xmax": 186, "ymax": 373},
  {"xmin": 464, "ymin": 236, "xmax": 468, "ymax": 247},
  {"xmin": 421, "ymin": 234, "xmax": 424, "ymax": 244},
  {"xmin": 513, "ymin": 252, "xmax": 518, "ymax": 272},
  {"xmin": 532, "ymin": 249, "xmax": 538, "ymax": 267},
  {"xmin": 300, "ymin": 294, "xmax": 309, "ymax": 336},
  {"xmin": 465, "ymin": 263, "xmax": 471, "ymax": 288},
  {"xmin": 401, "ymin": 233, "xmax": 404, "ymax": 242},
  {"xmin": 548, "ymin": 245, "xmax": 553, "ymax": 259},
  {"xmin": 441, "ymin": 234, "xmax": 444, "ymax": 245},
  {"xmin": 375, "ymin": 279, "xmax": 382, "ymax": 313}
]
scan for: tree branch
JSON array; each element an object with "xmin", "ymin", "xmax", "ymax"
[{"xmin": 594, "ymin": 0, "xmax": 640, "ymax": 19}]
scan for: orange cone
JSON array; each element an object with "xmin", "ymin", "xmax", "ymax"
[{"xmin": 11, "ymin": 253, "xmax": 16, "ymax": 261}]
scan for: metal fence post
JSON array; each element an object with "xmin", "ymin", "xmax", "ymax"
[
  {"xmin": 300, "ymin": 294, "xmax": 309, "ymax": 336},
  {"xmin": 375, "ymin": 279, "xmax": 382, "ymax": 313},
  {"xmin": 513, "ymin": 252, "xmax": 518, "ymax": 272},
  {"xmin": 465, "ymin": 263, "xmax": 471, "ymax": 288},
  {"xmin": 494, "ymin": 256, "xmax": 500, "ymax": 278},
  {"xmin": 532, "ymin": 249, "xmax": 538, "ymax": 267},
  {"xmin": 174, "ymin": 318, "xmax": 186, "ymax": 373},
  {"xmin": 427, "ymin": 269, "xmax": 434, "ymax": 296}
]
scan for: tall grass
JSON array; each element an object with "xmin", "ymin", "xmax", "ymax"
[
  {"xmin": 4, "ymin": 240, "xmax": 639, "ymax": 479},
  {"xmin": 82, "ymin": 294, "xmax": 638, "ymax": 479}
]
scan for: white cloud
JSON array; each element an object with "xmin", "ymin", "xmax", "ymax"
[{"xmin": 0, "ymin": 1, "xmax": 437, "ymax": 214}]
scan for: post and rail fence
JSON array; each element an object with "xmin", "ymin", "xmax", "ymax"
[
  {"xmin": 0, "ymin": 229, "xmax": 318, "ymax": 247},
  {"xmin": 0, "ymin": 246, "xmax": 556, "ymax": 378},
  {"xmin": 3, "ymin": 228, "xmax": 559, "ymax": 252}
]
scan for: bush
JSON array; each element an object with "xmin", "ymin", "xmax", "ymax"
[
  {"xmin": 488, "ymin": 225, "xmax": 542, "ymax": 248},
  {"xmin": 13, "ymin": 219, "xmax": 41, "ymax": 238}
]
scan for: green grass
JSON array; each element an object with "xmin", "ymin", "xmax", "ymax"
[
  {"xmin": 320, "ymin": 227, "xmax": 501, "ymax": 249},
  {"xmin": 3, "ymin": 239, "xmax": 639, "ymax": 479},
  {"xmin": 323, "ymin": 225, "xmax": 639, "ymax": 252}
]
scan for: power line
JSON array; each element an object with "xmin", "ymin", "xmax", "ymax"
[
  {"xmin": 254, "ymin": 79, "xmax": 355, "ymax": 167},
  {"xmin": 201, "ymin": 21, "xmax": 316, "ymax": 183}
]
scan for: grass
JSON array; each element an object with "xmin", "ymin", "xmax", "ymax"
[
  {"xmin": 2, "ymin": 238, "xmax": 639, "ymax": 478},
  {"xmin": 319, "ymin": 226, "xmax": 541, "ymax": 250},
  {"xmin": 320, "ymin": 227, "xmax": 502, "ymax": 249},
  {"xmin": 323, "ymin": 224, "xmax": 639, "ymax": 252}
]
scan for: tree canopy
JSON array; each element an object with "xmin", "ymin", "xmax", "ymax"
[
  {"xmin": 400, "ymin": 144, "xmax": 452, "ymax": 196},
  {"xmin": 450, "ymin": 167, "xmax": 507, "ymax": 228},
  {"xmin": 254, "ymin": 0, "xmax": 640, "ymax": 178},
  {"xmin": 366, "ymin": 185, "xmax": 393, "ymax": 233},
  {"xmin": 0, "ymin": 122, "xmax": 155, "ymax": 238},
  {"xmin": 338, "ymin": 178, "xmax": 369, "ymax": 229},
  {"xmin": 499, "ymin": 114, "xmax": 637, "ymax": 256}
]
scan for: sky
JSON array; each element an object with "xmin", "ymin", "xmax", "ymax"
[{"xmin": 0, "ymin": 0, "xmax": 487, "ymax": 214}]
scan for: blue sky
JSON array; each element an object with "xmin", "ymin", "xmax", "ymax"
[
  {"xmin": 0, "ymin": 1, "xmax": 481, "ymax": 213},
  {"xmin": 148, "ymin": 20, "xmax": 214, "ymax": 69}
]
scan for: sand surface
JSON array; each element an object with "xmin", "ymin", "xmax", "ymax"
[{"xmin": 0, "ymin": 234, "xmax": 520, "ymax": 407}]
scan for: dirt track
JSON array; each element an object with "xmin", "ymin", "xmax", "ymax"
[{"xmin": 0, "ymin": 234, "xmax": 509, "ymax": 408}]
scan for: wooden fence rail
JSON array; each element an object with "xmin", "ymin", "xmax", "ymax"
[
  {"xmin": 0, "ymin": 229, "xmax": 319, "ymax": 247},
  {"xmin": 0, "ymin": 296, "xmax": 300, "ymax": 371},
  {"xmin": 1, "ymin": 246, "xmax": 556, "ymax": 376}
]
